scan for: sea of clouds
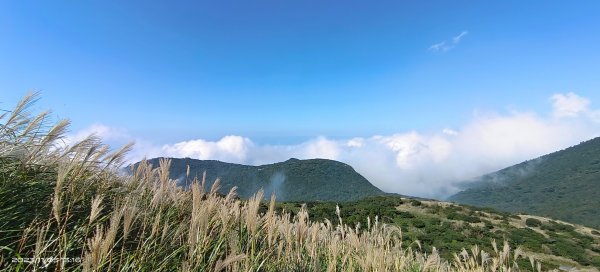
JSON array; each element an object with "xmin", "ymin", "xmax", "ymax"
[{"xmin": 69, "ymin": 92, "xmax": 600, "ymax": 199}]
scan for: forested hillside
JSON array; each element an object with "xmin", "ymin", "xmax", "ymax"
[
  {"xmin": 132, "ymin": 157, "xmax": 385, "ymax": 202},
  {"xmin": 450, "ymin": 137, "xmax": 600, "ymax": 228}
]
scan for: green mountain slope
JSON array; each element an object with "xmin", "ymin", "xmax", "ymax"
[
  {"xmin": 132, "ymin": 157, "xmax": 384, "ymax": 201},
  {"xmin": 449, "ymin": 137, "xmax": 600, "ymax": 229}
]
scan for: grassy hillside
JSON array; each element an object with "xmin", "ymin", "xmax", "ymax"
[
  {"xmin": 3, "ymin": 94, "xmax": 553, "ymax": 271},
  {"xmin": 278, "ymin": 196, "xmax": 600, "ymax": 270},
  {"xmin": 133, "ymin": 157, "xmax": 384, "ymax": 202},
  {"xmin": 449, "ymin": 137, "xmax": 600, "ymax": 229}
]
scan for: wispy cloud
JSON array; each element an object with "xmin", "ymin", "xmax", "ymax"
[
  {"xmin": 429, "ymin": 41, "xmax": 448, "ymax": 52},
  {"xmin": 75, "ymin": 92, "xmax": 600, "ymax": 199},
  {"xmin": 429, "ymin": 31, "xmax": 469, "ymax": 52},
  {"xmin": 452, "ymin": 31, "xmax": 468, "ymax": 44}
]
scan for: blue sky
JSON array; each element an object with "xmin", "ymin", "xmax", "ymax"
[{"xmin": 2, "ymin": 1, "xmax": 600, "ymax": 197}]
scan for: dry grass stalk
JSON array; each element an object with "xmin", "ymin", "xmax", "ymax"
[{"xmin": 1, "ymin": 94, "xmax": 543, "ymax": 271}]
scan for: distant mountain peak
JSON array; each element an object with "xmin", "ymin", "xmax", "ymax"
[{"xmin": 132, "ymin": 157, "xmax": 384, "ymax": 202}]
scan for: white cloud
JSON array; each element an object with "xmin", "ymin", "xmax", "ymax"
[
  {"xmin": 429, "ymin": 31, "xmax": 468, "ymax": 52},
  {"xmin": 73, "ymin": 93, "xmax": 600, "ymax": 199},
  {"xmin": 551, "ymin": 92, "xmax": 590, "ymax": 117},
  {"xmin": 161, "ymin": 135, "xmax": 253, "ymax": 163},
  {"xmin": 303, "ymin": 137, "xmax": 340, "ymax": 160},
  {"xmin": 442, "ymin": 128, "xmax": 458, "ymax": 136},
  {"xmin": 346, "ymin": 137, "xmax": 365, "ymax": 148},
  {"xmin": 66, "ymin": 124, "xmax": 130, "ymax": 145}
]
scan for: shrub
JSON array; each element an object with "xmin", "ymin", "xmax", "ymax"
[
  {"xmin": 412, "ymin": 219, "xmax": 427, "ymax": 228},
  {"xmin": 509, "ymin": 228, "xmax": 546, "ymax": 251},
  {"xmin": 483, "ymin": 220, "xmax": 494, "ymax": 230},
  {"xmin": 447, "ymin": 212, "xmax": 481, "ymax": 223},
  {"xmin": 525, "ymin": 218, "xmax": 542, "ymax": 227},
  {"xmin": 542, "ymin": 220, "xmax": 575, "ymax": 232},
  {"xmin": 398, "ymin": 211, "xmax": 415, "ymax": 219},
  {"xmin": 410, "ymin": 199, "xmax": 422, "ymax": 206}
]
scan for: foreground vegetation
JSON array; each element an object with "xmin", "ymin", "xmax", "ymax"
[
  {"xmin": 278, "ymin": 197, "xmax": 600, "ymax": 270},
  {"xmin": 0, "ymin": 94, "xmax": 562, "ymax": 271}
]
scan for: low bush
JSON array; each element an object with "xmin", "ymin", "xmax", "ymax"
[
  {"xmin": 410, "ymin": 199, "xmax": 422, "ymax": 206},
  {"xmin": 525, "ymin": 218, "xmax": 542, "ymax": 227}
]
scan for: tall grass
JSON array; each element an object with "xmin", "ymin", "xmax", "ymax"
[{"xmin": 0, "ymin": 94, "xmax": 539, "ymax": 271}]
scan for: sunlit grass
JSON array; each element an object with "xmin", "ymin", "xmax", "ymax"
[{"xmin": 0, "ymin": 94, "xmax": 538, "ymax": 271}]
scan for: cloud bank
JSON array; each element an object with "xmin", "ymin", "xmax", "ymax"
[{"xmin": 72, "ymin": 93, "xmax": 600, "ymax": 199}]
